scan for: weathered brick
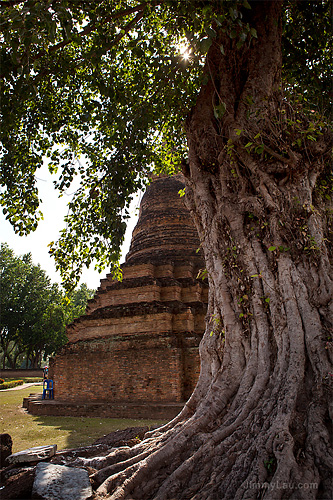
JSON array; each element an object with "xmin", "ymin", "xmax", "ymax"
[{"xmin": 45, "ymin": 175, "xmax": 208, "ymax": 419}]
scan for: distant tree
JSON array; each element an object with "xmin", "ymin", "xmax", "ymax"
[
  {"xmin": 17, "ymin": 277, "xmax": 65, "ymax": 368},
  {"xmin": 64, "ymin": 283, "xmax": 95, "ymax": 325},
  {"xmin": 0, "ymin": 244, "xmax": 29, "ymax": 368},
  {"xmin": 0, "ymin": 1, "xmax": 332, "ymax": 498},
  {"xmin": 0, "ymin": 244, "xmax": 93, "ymax": 368},
  {"xmin": 38, "ymin": 302, "xmax": 67, "ymax": 361}
]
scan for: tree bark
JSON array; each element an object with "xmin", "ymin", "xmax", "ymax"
[{"xmin": 70, "ymin": 2, "xmax": 332, "ymax": 498}]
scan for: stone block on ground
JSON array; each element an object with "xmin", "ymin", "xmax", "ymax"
[
  {"xmin": 0, "ymin": 433, "xmax": 12, "ymax": 468},
  {"xmin": 32, "ymin": 462, "xmax": 93, "ymax": 500},
  {"xmin": 6, "ymin": 444, "xmax": 57, "ymax": 465}
]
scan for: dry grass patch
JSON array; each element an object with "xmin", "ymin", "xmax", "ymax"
[{"xmin": 0, "ymin": 385, "xmax": 166, "ymax": 453}]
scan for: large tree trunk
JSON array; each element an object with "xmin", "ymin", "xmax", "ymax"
[{"xmin": 73, "ymin": 2, "xmax": 332, "ymax": 498}]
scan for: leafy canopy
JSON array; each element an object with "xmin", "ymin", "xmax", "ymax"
[{"xmin": 0, "ymin": 0, "xmax": 331, "ymax": 289}]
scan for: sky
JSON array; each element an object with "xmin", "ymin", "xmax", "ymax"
[{"xmin": 1, "ymin": 164, "xmax": 141, "ymax": 290}]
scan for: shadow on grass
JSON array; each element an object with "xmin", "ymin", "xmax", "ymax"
[{"xmin": 30, "ymin": 414, "xmax": 166, "ymax": 451}]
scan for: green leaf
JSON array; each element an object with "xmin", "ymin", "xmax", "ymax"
[
  {"xmin": 229, "ymin": 7, "xmax": 238, "ymax": 21},
  {"xmin": 214, "ymin": 102, "xmax": 226, "ymax": 119},
  {"xmin": 268, "ymin": 246, "xmax": 276, "ymax": 252},
  {"xmin": 199, "ymin": 37, "xmax": 212, "ymax": 54},
  {"xmin": 250, "ymin": 28, "xmax": 258, "ymax": 38},
  {"xmin": 279, "ymin": 246, "xmax": 290, "ymax": 252},
  {"xmin": 205, "ymin": 27, "xmax": 217, "ymax": 39}
]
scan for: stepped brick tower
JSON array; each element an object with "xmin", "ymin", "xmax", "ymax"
[{"xmin": 46, "ymin": 174, "xmax": 208, "ymax": 419}]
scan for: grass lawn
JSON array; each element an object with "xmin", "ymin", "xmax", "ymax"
[{"xmin": 0, "ymin": 385, "xmax": 166, "ymax": 453}]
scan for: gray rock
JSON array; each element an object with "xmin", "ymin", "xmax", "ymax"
[
  {"xmin": 32, "ymin": 462, "xmax": 93, "ymax": 499},
  {"xmin": 6, "ymin": 444, "xmax": 57, "ymax": 464}
]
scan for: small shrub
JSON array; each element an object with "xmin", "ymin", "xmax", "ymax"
[{"xmin": 0, "ymin": 380, "xmax": 24, "ymax": 390}]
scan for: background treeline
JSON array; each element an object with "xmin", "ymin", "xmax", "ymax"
[{"xmin": 0, "ymin": 243, "xmax": 94, "ymax": 369}]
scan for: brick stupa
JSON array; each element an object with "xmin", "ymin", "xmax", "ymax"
[{"xmin": 35, "ymin": 175, "xmax": 208, "ymax": 419}]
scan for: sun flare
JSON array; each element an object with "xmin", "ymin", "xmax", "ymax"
[{"xmin": 178, "ymin": 42, "xmax": 191, "ymax": 60}]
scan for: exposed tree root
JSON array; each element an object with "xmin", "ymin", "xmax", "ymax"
[{"xmin": 75, "ymin": 251, "xmax": 332, "ymax": 499}]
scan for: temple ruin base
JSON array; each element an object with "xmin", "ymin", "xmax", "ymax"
[{"xmin": 23, "ymin": 395, "xmax": 182, "ymax": 420}]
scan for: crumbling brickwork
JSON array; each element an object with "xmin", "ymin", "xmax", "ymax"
[{"xmin": 43, "ymin": 175, "xmax": 208, "ymax": 419}]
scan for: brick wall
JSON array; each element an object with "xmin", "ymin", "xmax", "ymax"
[{"xmin": 50, "ymin": 333, "xmax": 200, "ymax": 404}]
